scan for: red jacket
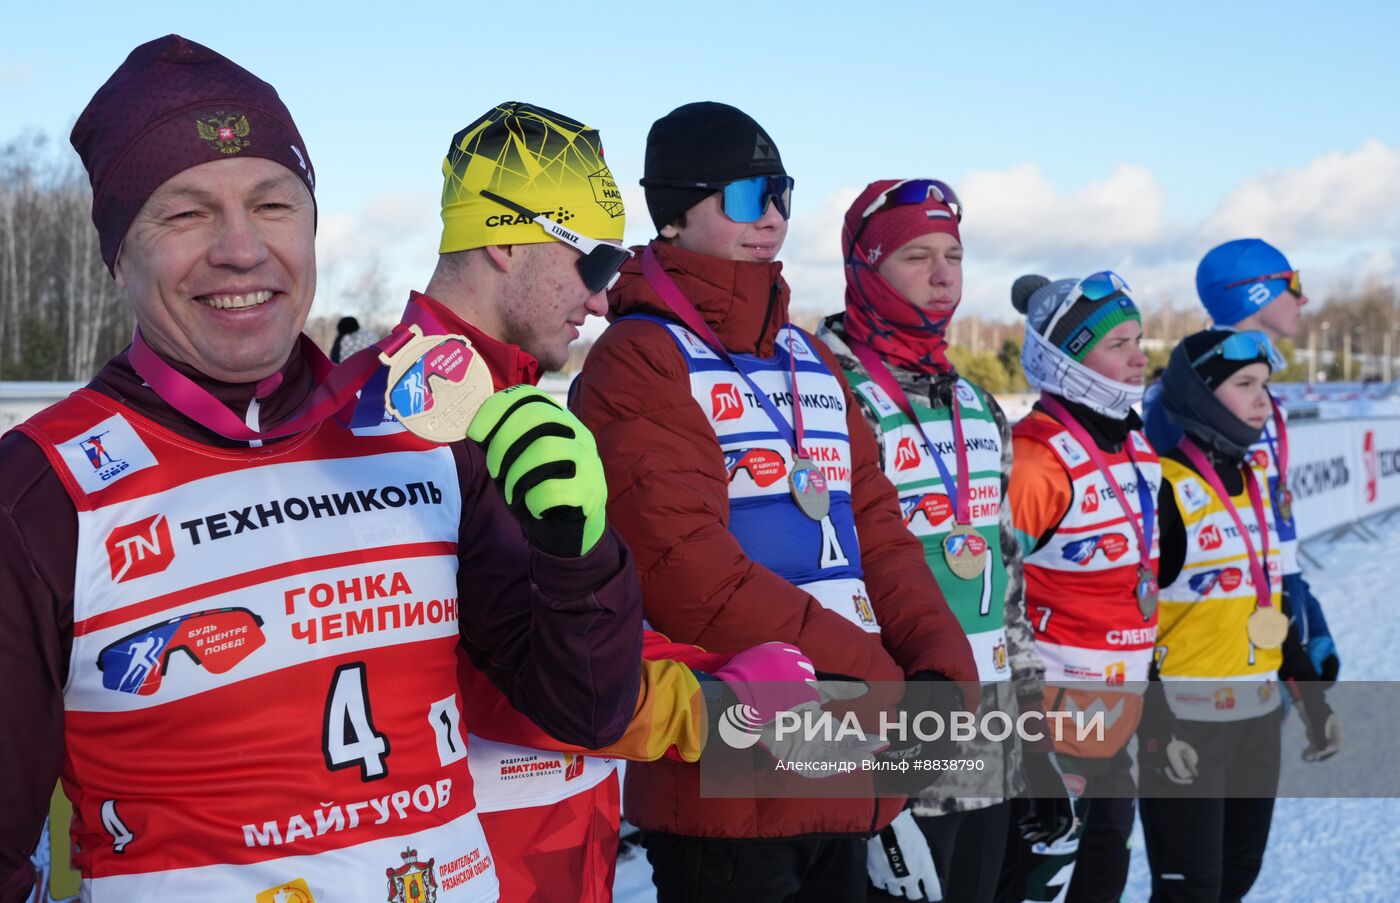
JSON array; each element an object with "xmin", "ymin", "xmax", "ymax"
[
  {"xmin": 571, "ymin": 241, "xmax": 976, "ymax": 838},
  {"xmin": 411, "ymin": 291, "xmax": 716, "ymax": 764}
]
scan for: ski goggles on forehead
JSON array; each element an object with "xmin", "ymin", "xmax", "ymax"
[
  {"xmin": 1040, "ymin": 270, "xmax": 1133, "ymax": 339},
  {"xmin": 848, "ymin": 178, "xmax": 961, "ymax": 261},
  {"xmin": 1190, "ymin": 330, "xmax": 1276, "ymax": 368},
  {"xmin": 859, "ymin": 178, "xmax": 962, "ymax": 222},
  {"xmin": 1224, "ymin": 269, "xmax": 1302, "ymax": 297},
  {"xmin": 642, "ymin": 174, "xmax": 794, "ymax": 223},
  {"xmin": 479, "ymin": 189, "xmax": 632, "ymax": 293}
]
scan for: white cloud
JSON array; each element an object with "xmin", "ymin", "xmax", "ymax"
[
  {"xmin": 781, "ymin": 186, "xmax": 861, "ymax": 318},
  {"xmin": 781, "ymin": 142, "xmax": 1400, "ymax": 321},
  {"xmin": 1199, "ymin": 140, "xmax": 1400, "ymax": 249},
  {"xmin": 961, "ymin": 163, "xmax": 1168, "ymax": 262},
  {"xmin": 314, "ymin": 190, "xmax": 439, "ymax": 320}
]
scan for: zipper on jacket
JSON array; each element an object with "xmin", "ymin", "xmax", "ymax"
[{"xmin": 756, "ymin": 280, "xmax": 779, "ymax": 353}]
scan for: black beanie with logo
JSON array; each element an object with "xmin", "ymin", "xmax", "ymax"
[{"xmin": 640, "ymin": 102, "xmax": 786, "ymax": 232}]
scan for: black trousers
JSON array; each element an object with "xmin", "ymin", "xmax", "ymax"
[
  {"xmin": 642, "ymin": 831, "xmax": 866, "ymax": 903},
  {"xmin": 868, "ymin": 801, "xmax": 1011, "ymax": 903},
  {"xmin": 1138, "ymin": 708, "xmax": 1282, "ymax": 903},
  {"xmin": 997, "ymin": 748, "xmax": 1137, "ymax": 903}
]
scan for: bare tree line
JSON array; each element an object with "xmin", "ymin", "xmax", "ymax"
[
  {"xmin": 0, "ymin": 133, "xmax": 130, "ymax": 380},
  {"xmin": 3, "ymin": 131, "xmax": 1396, "ymax": 387}
]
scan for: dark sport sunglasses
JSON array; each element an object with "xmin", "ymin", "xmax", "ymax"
[
  {"xmin": 479, "ymin": 189, "xmax": 633, "ymax": 293},
  {"xmin": 641, "ymin": 174, "xmax": 794, "ymax": 223},
  {"xmin": 1224, "ymin": 270, "xmax": 1303, "ymax": 297}
]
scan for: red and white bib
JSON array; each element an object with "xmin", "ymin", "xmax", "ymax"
[{"xmin": 19, "ymin": 390, "xmax": 497, "ymax": 903}]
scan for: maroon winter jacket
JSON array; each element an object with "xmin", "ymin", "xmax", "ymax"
[
  {"xmin": 571, "ymin": 241, "xmax": 976, "ymax": 838},
  {"xmin": 0, "ymin": 343, "xmax": 643, "ymax": 899}
]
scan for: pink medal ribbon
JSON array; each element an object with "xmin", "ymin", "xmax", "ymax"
[
  {"xmin": 1179, "ymin": 437, "xmax": 1275, "ymax": 611},
  {"xmin": 1038, "ymin": 395, "xmax": 1158, "ymax": 618},
  {"xmin": 846, "ymin": 338, "xmax": 972, "ymax": 526},
  {"xmin": 129, "ymin": 321, "xmax": 417, "ymax": 442},
  {"xmin": 640, "ymin": 246, "xmax": 828, "ymax": 519}
]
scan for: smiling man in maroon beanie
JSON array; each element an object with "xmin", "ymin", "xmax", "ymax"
[{"xmin": 0, "ymin": 35, "xmax": 645, "ymax": 903}]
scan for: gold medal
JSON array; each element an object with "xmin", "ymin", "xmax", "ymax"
[
  {"xmin": 1277, "ymin": 485, "xmax": 1294, "ymax": 524},
  {"xmin": 1246, "ymin": 607, "xmax": 1289, "ymax": 650},
  {"xmin": 1136, "ymin": 564, "xmax": 1159, "ymax": 621},
  {"xmin": 380, "ymin": 324, "xmax": 493, "ymax": 443},
  {"xmin": 943, "ymin": 523, "xmax": 989, "ymax": 580},
  {"xmin": 788, "ymin": 456, "xmax": 830, "ymax": 521}
]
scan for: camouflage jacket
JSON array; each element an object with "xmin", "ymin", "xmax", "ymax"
[{"xmin": 818, "ymin": 315, "xmax": 1046, "ymax": 814}]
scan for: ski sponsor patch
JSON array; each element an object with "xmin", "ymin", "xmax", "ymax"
[
  {"xmin": 854, "ymin": 380, "xmax": 899, "ymax": 418},
  {"xmin": 1188, "ymin": 567, "xmax": 1244, "ymax": 596},
  {"xmin": 902, "ymin": 492, "xmax": 953, "ymax": 528},
  {"xmin": 1049, "ymin": 432, "xmax": 1089, "ymax": 468},
  {"xmin": 893, "ymin": 436, "xmax": 922, "ymax": 471},
  {"xmin": 56, "ymin": 414, "xmax": 158, "ymax": 494},
  {"xmin": 782, "ymin": 327, "xmax": 818, "ymax": 360},
  {"xmin": 105, "ymin": 513, "xmax": 175, "ymax": 583},
  {"xmin": 668, "ymin": 323, "xmax": 719, "ymax": 360},
  {"xmin": 1061, "ymin": 533, "xmax": 1130, "ymax": 565},
  {"xmin": 955, "ymin": 379, "xmax": 983, "ymax": 412},
  {"xmin": 1177, "ymin": 478, "xmax": 1209, "ymax": 514},
  {"xmin": 725, "ymin": 447, "xmax": 788, "ymax": 487}
]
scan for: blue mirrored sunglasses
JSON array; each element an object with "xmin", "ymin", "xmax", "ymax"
[
  {"xmin": 1191, "ymin": 330, "xmax": 1276, "ymax": 368},
  {"xmin": 857, "ymin": 179, "xmax": 962, "ymax": 222},
  {"xmin": 1040, "ymin": 270, "xmax": 1133, "ymax": 338},
  {"xmin": 640, "ymin": 174, "xmax": 794, "ymax": 223},
  {"xmin": 846, "ymin": 178, "xmax": 962, "ymax": 262},
  {"xmin": 718, "ymin": 175, "xmax": 794, "ymax": 222}
]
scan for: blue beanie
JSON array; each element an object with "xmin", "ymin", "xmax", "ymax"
[{"xmin": 1196, "ymin": 238, "xmax": 1294, "ymax": 326}]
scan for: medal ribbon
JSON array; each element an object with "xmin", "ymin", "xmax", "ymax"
[
  {"xmin": 1260, "ymin": 394, "xmax": 1291, "ymax": 518},
  {"xmin": 846, "ymin": 338, "xmax": 972, "ymax": 525},
  {"xmin": 1038, "ymin": 395, "xmax": 1155, "ymax": 574},
  {"xmin": 130, "ymin": 324, "xmax": 415, "ymax": 442},
  {"xmin": 641, "ymin": 245, "xmax": 808, "ymax": 456},
  {"xmin": 1179, "ymin": 437, "xmax": 1274, "ymax": 611},
  {"xmin": 347, "ymin": 293, "xmax": 463, "ymax": 428}
]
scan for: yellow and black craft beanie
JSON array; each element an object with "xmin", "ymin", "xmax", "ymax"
[{"xmin": 440, "ymin": 101, "xmax": 625, "ymax": 253}]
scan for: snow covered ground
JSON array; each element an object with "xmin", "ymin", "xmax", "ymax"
[{"xmin": 615, "ymin": 510, "xmax": 1400, "ymax": 902}]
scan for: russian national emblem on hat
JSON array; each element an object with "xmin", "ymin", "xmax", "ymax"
[{"xmin": 195, "ymin": 111, "xmax": 251, "ymax": 155}]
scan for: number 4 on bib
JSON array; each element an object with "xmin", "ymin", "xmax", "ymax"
[
  {"xmin": 323, "ymin": 663, "xmax": 390, "ymax": 780},
  {"xmin": 819, "ymin": 516, "xmax": 850, "ymax": 568}
]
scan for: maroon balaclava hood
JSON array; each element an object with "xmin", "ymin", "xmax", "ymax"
[
  {"xmin": 71, "ymin": 34, "xmax": 316, "ymax": 273},
  {"xmin": 842, "ymin": 179, "xmax": 962, "ymax": 374}
]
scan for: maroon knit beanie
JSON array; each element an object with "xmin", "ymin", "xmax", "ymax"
[{"xmin": 70, "ymin": 34, "xmax": 316, "ymax": 273}]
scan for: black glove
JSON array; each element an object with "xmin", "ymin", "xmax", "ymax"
[
  {"xmin": 1281, "ymin": 622, "xmax": 1342, "ymax": 763},
  {"xmin": 1018, "ymin": 749, "xmax": 1076, "ymax": 845},
  {"xmin": 1314, "ymin": 650, "xmax": 1341, "ymax": 686},
  {"xmin": 871, "ymin": 672, "xmax": 964, "ymax": 795},
  {"xmin": 1287, "ymin": 678, "xmax": 1342, "ymax": 763},
  {"xmin": 1137, "ymin": 675, "xmax": 1200, "ymax": 786}
]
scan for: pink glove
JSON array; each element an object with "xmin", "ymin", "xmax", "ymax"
[{"xmin": 711, "ymin": 642, "xmax": 820, "ymax": 724}]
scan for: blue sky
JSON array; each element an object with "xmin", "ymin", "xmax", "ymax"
[{"xmin": 5, "ymin": 2, "xmax": 1399, "ymax": 325}]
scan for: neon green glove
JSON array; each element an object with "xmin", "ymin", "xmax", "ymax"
[{"xmin": 466, "ymin": 385, "xmax": 607, "ymax": 557}]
